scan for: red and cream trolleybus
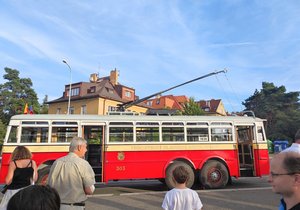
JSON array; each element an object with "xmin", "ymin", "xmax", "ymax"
[{"xmin": 0, "ymin": 114, "xmax": 269, "ymax": 189}]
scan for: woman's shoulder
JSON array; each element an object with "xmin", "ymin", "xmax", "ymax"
[{"xmin": 15, "ymin": 159, "xmax": 34, "ymax": 168}]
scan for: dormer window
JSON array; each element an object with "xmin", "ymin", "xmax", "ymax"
[
  {"xmin": 71, "ymin": 88, "xmax": 80, "ymax": 96},
  {"xmin": 146, "ymin": 101, "xmax": 153, "ymax": 106},
  {"xmin": 66, "ymin": 87, "xmax": 80, "ymax": 97},
  {"xmin": 125, "ymin": 91, "xmax": 132, "ymax": 98},
  {"xmin": 90, "ymin": 86, "xmax": 96, "ymax": 93},
  {"xmin": 106, "ymin": 88, "xmax": 114, "ymax": 94}
]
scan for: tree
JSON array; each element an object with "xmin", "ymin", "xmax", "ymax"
[
  {"xmin": 243, "ymin": 82, "xmax": 300, "ymax": 141},
  {"xmin": 178, "ymin": 97, "xmax": 204, "ymax": 115},
  {"xmin": 39, "ymin": 95, "xmax": 49, "ymax": 114},
  {"xmin": 0, "ymin": 67, "xmax": 40, "ymax": 124},
  {"xmin": 0, "ymin": 120, "xmax": 6, "ymax": 145}
]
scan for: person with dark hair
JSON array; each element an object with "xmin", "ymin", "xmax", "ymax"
[
  {"xmin": 48, "ymin": 137, "xmax": 95, "ymax": 210},
  {"xmin": 0, "ymin": 146, "xmax": 37, "ymax": 209},
  {"xmin": 162, "ymin": 165, "xmax": 203, "ymax": 210},
  {"xmin": 282, "ymin": 129, "xmax": 300, "ymax": 153},
  {"xmin": 268, "ymin": 152, "xmax": 300, "ymax": 210},
  {"xmin": 7, "ymin": 185, "xmax": 60, "ymax": 210}
]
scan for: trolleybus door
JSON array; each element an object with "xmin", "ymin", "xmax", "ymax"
[
  {"xmin": 82, "ymin": 124, "xmax": 105, "ymax": 182},
  {"xmin": 252, "ymin": 124, "xmax": 270, "ymax": 176},
  {"xmin": 236, "ymin": 125, "xmax": 255, "ymax": 177}
]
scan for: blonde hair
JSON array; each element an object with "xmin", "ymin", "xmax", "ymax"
[{"xmin": 10, "ymin": 146, "xmax": 32, "ymax": 161}]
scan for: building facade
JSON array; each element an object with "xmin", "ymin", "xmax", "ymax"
[
  {"xmin": 197, "ymin": 99, "xmax": 227, "ymax": 116},
  {"xmin": 47, "ymin": 69, "xmax": 148, "ymax": 115}
]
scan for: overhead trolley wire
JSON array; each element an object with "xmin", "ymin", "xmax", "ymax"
[{"xmin": 214, "ymin": 69, "xmax": 236, "ymax": 112}]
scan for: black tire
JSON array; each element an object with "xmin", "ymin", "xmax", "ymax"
[
  {"xmin": 165, "ymin": 161, "xmax": 195, "ymax": 189},
  {"xmin": 158, "ymin": 178, "xmax": 166, "ymax": 184},
  {"xmin": 37, "ymin": 165, "xmax": 51, "ymax": 185},
  {"xmin": 199, "ymin": 160, "xmax": 229, "ymax": 189}
]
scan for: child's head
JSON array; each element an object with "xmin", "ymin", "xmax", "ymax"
[{"xmin": 172, "ymin": 165, "xmax": 189, "ymax": 184}]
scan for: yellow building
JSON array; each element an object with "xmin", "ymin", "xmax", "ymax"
[
  {"xmin": 48, "ymin": 69, "xmax": 148, "ymax": 115},
  {"xmin": 197, "ymin": 99, "xmax": 227, "ymax": 116}
]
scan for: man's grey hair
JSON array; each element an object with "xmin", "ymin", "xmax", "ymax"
[{"xmin": 69, "ymin": 137, "xmax": 87, "ymax": 152}]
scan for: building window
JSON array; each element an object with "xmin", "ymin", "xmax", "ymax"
[
  {"xmin": 125, "ymin": 91, "xmax": 132, "ymax": 98},
  {"xmin": 106, "ymin": 88, "xmax": 114, "ymax": 94},
  {"xmin": 156, "ymin": 99, "xmax": 160, "ymax": 105},
  {"xmin": 90, "ymin": 86, "xmax": 96, "ymax": 93},
  {"xmin": 69, "ymin": 107, "xmax": 74, "ymax": 114},
  {"xmin": 71, "ymin": 88, "xmax": 80, "ymax": 96},
  {"xmin": 56, "ymin": 108, "xmax": 61, "ymax": 114},
  {"xmin": 81, "ymin": 105, "xmax": 87, "ymax": 115},
  {"xmin": 146, "ymin": 101, "xmax": 153, "ymax": 106},
  {"xmin": 66, "ymin": 87, "xmax": 80, "ymax": 97}
]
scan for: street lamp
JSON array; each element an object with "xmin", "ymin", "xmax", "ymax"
[{"xmin": 62, "ymin": 60, "xmax": 72, "ymax": 115}]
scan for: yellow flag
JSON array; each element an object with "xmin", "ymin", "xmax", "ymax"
[{"xmin": 24, "ymin": 103, "xmax": 28, "ymax": 114}]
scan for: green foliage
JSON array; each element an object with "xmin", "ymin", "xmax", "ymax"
[
  {"xmin": 0, "ymin": 67, "xmax": 40, "ymax": 124},
  {"xmin": 39, "ymin": 95, "xmax": 49, "ymax": 114},
  {"xmin": 178, "ymin": 97, "xmax": 204, "ymax": 116},
  {"xmin": 0, "ymin": 120, "xmax": 6, "ymax": 144},
  {"xmin": 243, "ymin": 82, "xmax": 300, "ymax": 141}
]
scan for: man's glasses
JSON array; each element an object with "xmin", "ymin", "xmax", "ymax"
[{"xmin": 270, "ymin": 172, "xmax": 300, "ymax": 177}]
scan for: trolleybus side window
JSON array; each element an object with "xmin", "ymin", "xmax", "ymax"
[
  {"xmin": 136, "ymin": 122, "xmax": 159, "ymax": 142},
  {"xmin": 7, "ymin": 126, "xmax": 18, "ymax": 143},
  {"xmin": 186, "ymin": 122, "xmax": 209, "ymax": 142},
  {"xmin": 237, "ymin": 126, "xmax": 252, "ymax": 143},
  {"xmin": 51, "ymin": 121, "xmax": 78, "ymax": 143},
  {"xmin": 257, "ymin": 126, "xmax": 265, "ymax": 141},
  {"xmin": 162, "ymin": 122, "xmax": 184, "ymax": 142},
  {"xmin": 21, "ymin": 127, "xmax": 49, "ymax": 143},
  {"xmin": 109, "ymin": 122, "xmax": 133, "ymax": 142},
  {"xmin": 20, "ymin": 121, "xmax": 49, "ymax": 143},
  {"xmin": 211, "ymin": 122, "xmax": 233, "ymax": 142}
]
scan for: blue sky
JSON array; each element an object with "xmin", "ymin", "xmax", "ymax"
[{"xmin": 1, "ymin": 0, "xmax": 300, "ymax": 112}]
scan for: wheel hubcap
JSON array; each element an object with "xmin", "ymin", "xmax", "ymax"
[{"xmin": 209, "ymin": 170, "xmax": 221, "ymax": 182}]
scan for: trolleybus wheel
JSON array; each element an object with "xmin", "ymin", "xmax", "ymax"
[
  {"xmin": 200, "ymin": 160, "xmax": 229, "ymax": 189},
  {"xmin": 37, "ymin": 165, "xmax": 51, "ymax": 185},
  {"xmin": 165, "ymin": 161, "xmax": 195, "ymax": 189}
]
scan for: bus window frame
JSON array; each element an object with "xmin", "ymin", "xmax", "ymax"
[
  {"xmin": 20, "ymin": 124, "xmax": 49, "ymax": 144},
  {"xmin": 210, "ymin": 121, "xmax": 234, "ymax": 143},
  {"xmin": 186, "ymin": 122, "xmax": 209, "ymax": 142},
  {"xmin": 161, "ymin": 121, "xmax": 185, "ymax": 142},
  {"xmin": 135, "ymin": 121, "xmax": 160, "ymax": 143},
  {"xmin": 5, "ymin": 125, "xmax": 17, "ymax": 144},
  {"xmin": 255, "ymin": 123, "xmax": 267, "ymax": 143},
  {"xmin": 108, "ymin": 121, "xmax": 134, "ymax": 143},
  {"xmin": 50, "ymin": 120, "xmax": 79, "ymax": 143}
]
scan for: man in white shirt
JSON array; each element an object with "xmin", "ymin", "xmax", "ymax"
[
  {"xmin": 48, "ymin": 137, "xmax": 95, "ymax": 210},
  {"xmin": 282, "ymin": 129, "xmax": 300, "ymax": 153}
]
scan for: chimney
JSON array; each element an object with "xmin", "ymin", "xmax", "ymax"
[
  {"xmin": 90, "ymin": 73, "xmax": 98, "ymax": 83},
  {"xmin": 110, "ymin": 68, "xmax": 119, "ymax": 86}
]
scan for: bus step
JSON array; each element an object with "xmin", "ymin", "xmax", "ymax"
[{"xmin": 240, "ymin": 167, "xmax": 253, "ymax": 177}]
